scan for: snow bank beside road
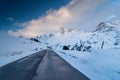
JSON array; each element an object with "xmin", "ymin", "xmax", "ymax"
[
  {"xmin": 0, "ymin": 32, "xmax": 47, "ymax": 67},
  {"xmin": 55, "ymin": 49, "xmax": 120, "ymax": 80}
]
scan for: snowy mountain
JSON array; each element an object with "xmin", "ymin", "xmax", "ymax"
[
  {"xmin": 33, "ymin": 19, "xmax": 120, "ymax": 51},
  {"xmin": 91, "ymin": 20, "xmax": 120, "ymax": 48}
]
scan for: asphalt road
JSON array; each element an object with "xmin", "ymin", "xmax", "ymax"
[{"xmin": 0, "ymin": 50, "xmax": 90, "ymax": 80}]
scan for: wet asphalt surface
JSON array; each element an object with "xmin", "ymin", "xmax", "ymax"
[{"xmin": 0, "ymin": 50, "xmax": 90, "ymax": 80}]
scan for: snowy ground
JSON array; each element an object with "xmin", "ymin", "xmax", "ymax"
[
  {"xmin": 0, "ymin": 32, "xmax": 47, "ymax": 67},
  {"xmin": 55, "ymin": 48, "xmax": 120, "ymax": 80}
]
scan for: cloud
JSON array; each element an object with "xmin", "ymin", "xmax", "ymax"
[
  {"xmin": 7, "ymin": 17, "xmax": 14, "ymax": 22},
  {"xmin": 9, "ymin": 0, "xmax": 120, "ymax": 37},
  {"xmin": 9, "ymin": 7, "xmax": 73, "ymax": 37}
]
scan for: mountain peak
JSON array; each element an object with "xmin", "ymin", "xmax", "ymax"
[{"xmin": 94, "ymin": 19, "xmax": 120, "ymax": 32}]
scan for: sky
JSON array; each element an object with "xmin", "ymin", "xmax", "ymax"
[
  {"xmin": 0, "ymin": 0, "xmax": 70, "ymax": 30},
  {"xmin": 1, "ymin": 0, "xmax": 120, "ymax": 37}
]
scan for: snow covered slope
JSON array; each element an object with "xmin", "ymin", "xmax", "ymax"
[
  {"xmin": 0, "ymin": 32, "xmax": 47, "ymax": 67},
  {"xmin": 35, "ymin": 19, "xmax": 120, "ymax": 51},
  {"xmin": 55, "ymin": 49, "xmax": 120, "ymax": 80}
]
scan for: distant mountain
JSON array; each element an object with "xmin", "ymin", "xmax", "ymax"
[
  {"xmin": 34, "ymin": 19, "xmax": 120, "ymax": 51},
  {"xmin": 94, "ymin": 20, "xmax": 120, "ymax": 32}
]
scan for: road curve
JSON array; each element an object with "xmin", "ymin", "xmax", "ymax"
[{"xmin": 0, "ymin": 50, "xmax": 90, "ymax": 80}]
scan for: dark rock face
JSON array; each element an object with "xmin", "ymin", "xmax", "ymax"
[{"xmin": 63, "ymin": 46, "xmax": 69, "ymax": 50}]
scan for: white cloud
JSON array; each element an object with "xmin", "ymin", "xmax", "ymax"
[{"xmin": 9, "ymin": 0, "xmax": 120, "ymax": 37}]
